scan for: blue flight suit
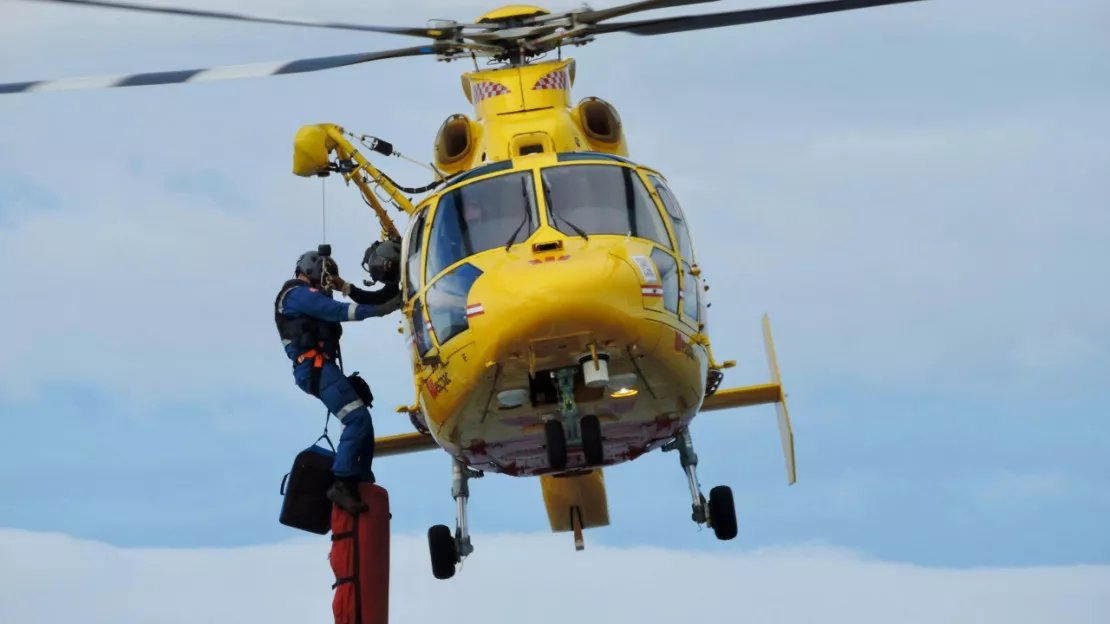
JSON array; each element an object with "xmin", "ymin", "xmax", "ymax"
[{"xmin": 275, "ymin": 279, "xmax": 396, "ymax": 482}]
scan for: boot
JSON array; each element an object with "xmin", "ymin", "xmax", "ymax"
[{"xmin": 327, "ymin": 477, "xmax": 368, "ymax": 514}]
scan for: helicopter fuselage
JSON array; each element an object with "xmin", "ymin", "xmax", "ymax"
[
  {"xmin": 404, "ymin": 152, "xmax": 712, "ymax": 480},
  {"xmin": 291, "ymin": 52, "xmax": 787, "ymax": 546}
]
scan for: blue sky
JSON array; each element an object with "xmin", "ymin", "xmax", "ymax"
[{"xmin": 1, "ymin": 0, "xmax": 1109, "ymax": 618}]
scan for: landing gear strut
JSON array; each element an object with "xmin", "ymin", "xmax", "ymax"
[
  {"xmin": 543, "ymin": 365, "xmax": 606, "ymax": 471},
  {"xmin": 427, "ymin": 459, "xmax": 483, "ymax": 580},
  {"xmin": 663, "ymin": 426, "xmax": 737, "ymax": 540}
]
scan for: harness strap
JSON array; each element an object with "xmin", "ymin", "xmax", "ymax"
[
  {"xmin": 295, "ymin": 346, "xmax": 330, "ymax": 366},
  {"xmin": 296, "ymin": 344, "xmax": 330, "ymax": 397}
]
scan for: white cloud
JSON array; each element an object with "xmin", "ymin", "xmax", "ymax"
[
  {"xmin": 0, "ymin": 528, "xmax": 1107, "ymax": 623},
  {"xmin": 0, "ymin": 158, "xmax": 418, "ymax": 406}
]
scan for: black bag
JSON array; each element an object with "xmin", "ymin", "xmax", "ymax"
[
  {"xmin": 347, "ymin": 372, "xmax": 374, "ymax": 407},
  {"xmin": 279, "ymin": 443, "xmax": 336, "ymax": 535}
]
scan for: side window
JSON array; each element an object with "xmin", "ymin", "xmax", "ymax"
[
  {"xmin": 411, "ymin": 297, "xmax": 433, "ymax": 357},
  {"xmin": 648, "ymin": 175, "xmax": 695, "ymax": 264},
  {"xmin": 403, "ymin": 207, "xmax": 428, "ymax": 301},
  {"xmin": 681, "ymin": 261, "xmax": 699, "ymax": 322},
  {"xmin": 425, "ymin": 262, "xmax": 483, "ymax": 347},
  {"xmin": 650, "ymin": 247, "xmax": 680, "ymax": 315}
]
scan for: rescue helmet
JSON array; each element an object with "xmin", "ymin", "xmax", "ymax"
[
  {"xmin": 295, "ymin": 250, "xmax": 338, "ymax": 284},
  {"xmin": 362, "ymin": 237, "xmax": 403, "ymax": 285}
]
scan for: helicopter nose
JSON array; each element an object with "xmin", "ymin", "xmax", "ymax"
[{"xmin": 466, "ymin": 244, "xmax": 647, "ymax": 363}]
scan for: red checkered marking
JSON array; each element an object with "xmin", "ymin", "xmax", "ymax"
[
  {"xmin": 471, "ymin": 80, "xmax": 512, "ymax": 102},
  {"xmin": 532, "ymin": 68, "xmax": 569, "ymax": 91}
]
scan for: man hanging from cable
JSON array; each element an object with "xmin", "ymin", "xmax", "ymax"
[{"xmin": 274, "ymin": 242, "xmax": 403, "ymax": 514}]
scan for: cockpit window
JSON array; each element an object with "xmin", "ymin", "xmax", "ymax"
[
  {"xmin": 402, "ymin": 207, "xmax": 428, "ymax": 301},
  {"xmin": 647, "ymin": 175, "xmax": 695, "ymax": 263},
  {"xmin": 425, "ymin": 170, "xmax": 539, "ymax": 283},
  {"xmin": 540, "ymin": 164, "xmax": 672, "ymax": 249}
]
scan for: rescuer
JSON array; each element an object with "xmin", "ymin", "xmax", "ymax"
[{"xmin": 274, "ymin": 245, "xmax": 402, "ymax": 514}]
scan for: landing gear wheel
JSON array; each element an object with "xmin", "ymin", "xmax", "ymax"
[
  {"xmin": 427, "ymin": 524, "xmax": 458, "ymax": 580},
  {"xmin": 708, "ymin": 485, "xmax": 737, "ymax": 541},
  {"xmin": 580, "ymin": 414, "xmax": 604, "ymax": 466},
  {"xmin": 545, "ymin": 419, "xmax": 568, "ymax": 471}
]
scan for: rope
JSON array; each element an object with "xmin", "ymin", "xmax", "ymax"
[{"xmin": 314, "ymin": 175, "xmax": 336, "ymax": 452}]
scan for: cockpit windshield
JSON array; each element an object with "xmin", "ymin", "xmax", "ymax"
[
  {"xmin": 424, "ymin": 170, "xmax": 540, "ymax": 283},
  {"xmin": 540, "ymin": 163, "xmax": 672, "ymax": 249}
]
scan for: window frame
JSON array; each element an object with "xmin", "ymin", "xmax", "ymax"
[
  {"xmin": 401, "ymin": 204, "xmax": 430, "ymax": 302},
  {"xmin": 646, "ymin": 174, "xmax": 696, "ymax": 265},
  {"xmin": 679, "ymin": 259, "xmax": 701, "ymax": 328},
  {"xmin": 538, "ymin": 162, "xmax": 674, "ymax": 250},
  {"xmin": 423, "ymin": 168, "xmax": 541, "ymax": 287},
  {"xmin": 423, "ymin": 261, "xmax": 484, "ymax": 349},
  {"xmin": 410, "ymin": 295, "xmax": 434, "ymax": 360},
  {"xmin": 649, "ymin": 246, "xmax": 682, "ymax": 316}
]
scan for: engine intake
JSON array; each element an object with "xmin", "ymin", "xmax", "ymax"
[
  {"xmin": 572, "ymin": 97, "xmax": 627, "ymax": 155},
  {"xmin": 434, "ymin": 114, "xmax": 481, "ymax": 174}
]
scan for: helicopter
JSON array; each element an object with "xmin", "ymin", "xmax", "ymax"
[{"xmin": 3, "ymin": 0, "xmax": 927, "ymax": 580}]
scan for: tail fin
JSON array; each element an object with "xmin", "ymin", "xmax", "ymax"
[{"xmin": 762, "ymin": 314, "xmax": 796, "ymax": 485}]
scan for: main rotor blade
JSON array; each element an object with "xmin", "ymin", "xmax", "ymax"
[
  {"xmin": 577, "ymin": 0, "xmax": 721, "ymax": 24},
  {"xmin": 590, "ymin": 0, "xmax": 927, "ymax": 36},
  {"xmin": 0, "ymin": 44, "xmax": 445, "ymax": 95},
  {"xmin": 15, "ymin": 0, "xmax": 470, "ymax": 39}
]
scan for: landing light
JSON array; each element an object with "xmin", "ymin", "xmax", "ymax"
[{"xmin": 607, "ymin": 372, "xmax": 638, "ymax": 398}]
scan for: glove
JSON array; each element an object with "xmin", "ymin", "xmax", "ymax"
[{"xmin": 378, "ymin": 292, "xmax": 404, "ymax": 316}]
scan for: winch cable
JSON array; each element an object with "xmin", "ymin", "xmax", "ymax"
[{"xmin": 314, "ymin": 175, "xmax": 337, "ymax": 450}]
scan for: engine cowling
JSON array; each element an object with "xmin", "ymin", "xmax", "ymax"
[
  {"xmin": 433, "ymin": 113, "xmax": 482, "ymax": 175},
  {"xmin": 571, "ymin": 97, "xmax": 628, "ymax": 156}
]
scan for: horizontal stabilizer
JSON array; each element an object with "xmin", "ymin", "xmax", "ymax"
[
  {"xmin": 698, "ymin": 314, "xmax": 795, "ymax": 485},
  {"xmin": 700, "ymin": 382, "xmax": 782, "ymax": 411},
  {"xmin": 374, "ymin": 431, "xmax": 438, "ymax": 457}
]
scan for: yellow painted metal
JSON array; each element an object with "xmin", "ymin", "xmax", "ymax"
[
  {"xmin": 476, "ymin": 5, "xmax": 551, "ymax": 22},
  {"xmin": 762, "ymin": 313, "xmax": 796, "ymax": 485},
  {"xmin": 291, "ymin": 123, "xmax": 414, "ymax": 240},
  {"xmin": 540, "ymin": 469, "xmax": 610, "ymax": 550}
]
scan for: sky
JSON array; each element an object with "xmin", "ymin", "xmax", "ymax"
[{"xmin": 0, "ymin": 0, "xmax": 1108, "ymax": 620}]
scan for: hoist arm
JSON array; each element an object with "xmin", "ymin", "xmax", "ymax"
[{"xmin": 292, "ymin": 123, "xmax": 417, "ymax": 240}]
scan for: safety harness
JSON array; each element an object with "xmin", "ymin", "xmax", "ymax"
[{"xmin": 296, "ymin": 347, "xmax": 330, "ymax": 397}]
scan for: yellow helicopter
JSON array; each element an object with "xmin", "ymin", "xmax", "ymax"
[{"xmin": 3, "ymin": 0, "xmax": 926, "ymax": 580}]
